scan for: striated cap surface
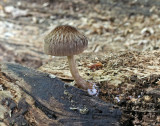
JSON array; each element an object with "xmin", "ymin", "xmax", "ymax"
[{"xmin": 44, "ymin": 25, "xmax": 88, "ymax": 56}]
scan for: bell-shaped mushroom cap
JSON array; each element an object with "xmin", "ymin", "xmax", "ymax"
[{"xmin": 44, "ymin": 25, "xmax": 88, "ymax": 56}]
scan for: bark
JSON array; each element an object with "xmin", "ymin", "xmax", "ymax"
[{"xmin": 0, "ymin": 62, "xmax": 121, "ymax": 126}]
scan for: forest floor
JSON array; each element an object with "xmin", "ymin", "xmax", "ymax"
[{"xmin": 0, "ymin": 0, "xmax": 160, "ymax": 125}]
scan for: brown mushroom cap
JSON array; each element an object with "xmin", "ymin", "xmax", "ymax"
[{"xmin": 44, "ymin": 25, "xmax": 88, "ymax": 56}]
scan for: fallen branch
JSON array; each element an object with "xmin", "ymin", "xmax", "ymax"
[{"xmin": 0, "ymin": 62, "xmax": 121, "ymax": 125}]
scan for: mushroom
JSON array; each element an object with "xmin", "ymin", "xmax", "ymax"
[{"xmin": 44, "ymin": 25, "xmax": 98, "ymax": 95}]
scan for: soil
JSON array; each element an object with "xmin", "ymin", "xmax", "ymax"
[{"xmin": 0, "ymin": 0, "xmax": 160, "ymax": 125}]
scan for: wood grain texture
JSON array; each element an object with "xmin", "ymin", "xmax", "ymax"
[{"xmin": 0, "ymin": 62, "xmax": 121, "ymax": 126}]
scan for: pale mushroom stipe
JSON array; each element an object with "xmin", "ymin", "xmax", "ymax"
[{"xmin": 44, "ymin": 25, "xmax": 99, "ymax": 96}]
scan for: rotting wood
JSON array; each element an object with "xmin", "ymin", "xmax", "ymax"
[{"xmin": 0, "ymin": 62, "xmax": 121, "ymax": 126}]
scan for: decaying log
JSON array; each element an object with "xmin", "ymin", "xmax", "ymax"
[{"xmin": 0, "ymin": 62, "xmax": 121, "ymax": 126}]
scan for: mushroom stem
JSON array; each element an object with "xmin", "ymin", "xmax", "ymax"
[{"xmin": 67, "ymin": 55, "xmax": 92, "ymax": 90}]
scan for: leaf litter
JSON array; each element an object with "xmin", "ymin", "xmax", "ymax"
[{"xmin": 0, "ymin": 0, "xmax": 160, "ymax": 125}]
